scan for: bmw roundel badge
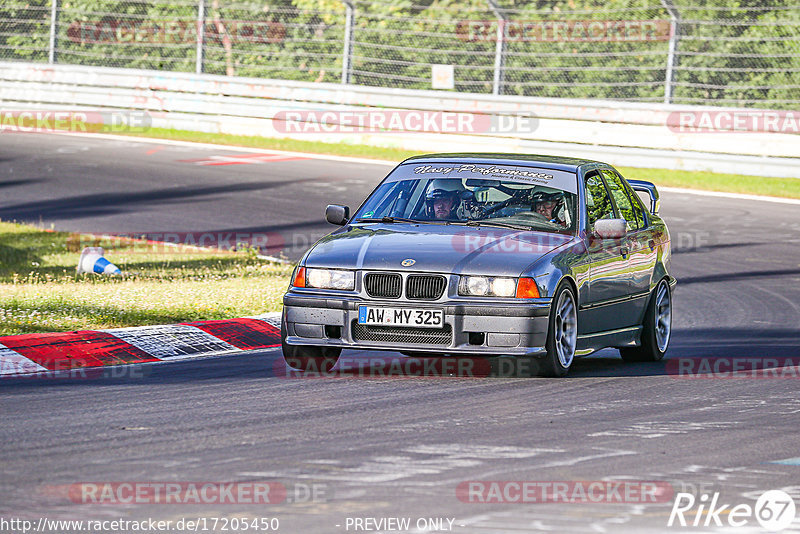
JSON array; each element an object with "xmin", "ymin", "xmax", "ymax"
[{"xmin": 401, "ymin": 258, "xmax": 416, "ymax": 267}]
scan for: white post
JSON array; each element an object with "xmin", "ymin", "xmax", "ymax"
[
  {"xmin": 341, "ymin": 0, "xmax": 354, "ymax": 85},
  {"xmin": 487, "ymin": 0, "xmax": 506, "ymax": 96},
  {"xmin": 196, "ymin": 0, "xmax": 205, "ymax": 74},
  {"xmin": 48, "ymin": 0, "xmax": 58, "ymax": 64},
  {"xmin": 660, "ymin": 0, "xmax": 680, "ymax": 104}
]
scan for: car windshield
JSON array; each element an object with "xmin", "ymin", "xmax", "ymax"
[{"xmin": 353, "ymin": 166, "xmax": 578, "ymax": 234}]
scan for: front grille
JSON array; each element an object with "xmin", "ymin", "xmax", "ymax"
[
  {"xmin": 364, "ymin": 273, "xmax": 402, "ymax": 298},
  {"xmin": 406, "ymin": 275, "xmax": 447, "ymax": 300},
  {"xmin": 352, "ymin": 322, "xmax": 452, "ymax": 345}
]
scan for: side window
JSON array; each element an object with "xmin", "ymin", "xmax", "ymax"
[
  {"xmin": 621, "ymin": 176, "xmax": 647, "ymax": 229},
  {"xmin": 583, "ymin": 172, "xmax": 615, "ymax": 227},
  {"xmin": 602, "ymin": 170, "xmax": 639, "ymax": 230}
]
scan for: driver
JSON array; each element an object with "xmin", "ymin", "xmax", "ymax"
[
  {"xmin": 532, "ymin": 191, "xmax": 567, "ymax": 226},
  {"xmin": 424, "ymin": 179, "xmax": 465, "ymax": 220}
]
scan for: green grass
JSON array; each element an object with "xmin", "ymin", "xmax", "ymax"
[
  {"xmin": 0, "ymin": 221, "xmax": 292, "ymax": 335},
  {"xmin": 120, "ymin": 127, "xmax": 800, "ymax": 200},
  {"xmin": 616, "ymin": 167, "xmax": 800, "ymax": 200}
]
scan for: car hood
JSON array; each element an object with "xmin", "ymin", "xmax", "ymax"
[{"xmin": 304, "ymin": 223, "xmax": 575, "ymax": 276}]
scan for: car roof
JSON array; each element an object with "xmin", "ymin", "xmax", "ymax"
[{"xmin": 401, "ymin": 153, "xmax": 606, "ymax": 172}]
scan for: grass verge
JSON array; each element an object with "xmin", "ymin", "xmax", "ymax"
[
  {"xmin": 118, "ymin": 127, "xmax": 800, "ymax": 200},
  {"xmin": 0, "ymin": 221, "xmax": 291, "ymax": 335}
]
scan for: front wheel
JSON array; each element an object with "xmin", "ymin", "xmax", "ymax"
[
  {"xmin": 539, "ymin": 283, "xmax": 578, "ymax": 377},
  {"xmin": 281, "ymin": 319, "xmax": 341, "ymax": 373},
  {"xmin": 620, "ymin": 278, "xmax": 672, "ymax": 362}
]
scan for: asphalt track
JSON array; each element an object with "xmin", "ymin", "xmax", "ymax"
[{"xmin": 2, "ymin": 133, "xmax": 800, "ymax": 533}]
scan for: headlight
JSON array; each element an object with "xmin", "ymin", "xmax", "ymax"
[
  {"xmin": 491, "ymin": 277, "xmax": 517, "ymax": 297},
  {"xmin": 304, "ymin": 268, "xmax": 355, "ymax": 290},
  {"xmin": 464, "ymin": 276, "xmax": 490, "ymax": 296},
  {"xmin": 459, "ymin": 276, "xmax": 517, "ymax": 297}
]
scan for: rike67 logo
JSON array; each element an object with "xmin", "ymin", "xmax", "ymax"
[{"xmin": 668, "ymin": 490, "xmax": 796, "ymax": 531}]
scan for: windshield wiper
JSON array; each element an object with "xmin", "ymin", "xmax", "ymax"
[
  {"xmin": 461, "ymin": 220, "xmax": 532, "ymax": 231},
  {"xmin": 355, "ymin": 216, "xmax": 437, "ymax": 225}
]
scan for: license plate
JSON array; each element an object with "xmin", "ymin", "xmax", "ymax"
[{"xmin": 358, "ymin": 306, "xmax": 444, "ymax": 328}]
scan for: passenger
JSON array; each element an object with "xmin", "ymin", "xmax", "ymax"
[{"xmin": 532, "ymin": 191, "xmax": 567, "ymax": 226}]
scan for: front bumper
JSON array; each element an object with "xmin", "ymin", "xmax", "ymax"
[{"xmin": 282, "ymin": 292, "xmax": 551, "ymax": 357}]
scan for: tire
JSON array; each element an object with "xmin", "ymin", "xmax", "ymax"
[
  {"xmin": 620, "ymin": 278, "xmax": 672, "ymax": 362},
  {"xmin": 538, "ymin": 282, "xmax": 578, "ymax": 377},
  {"xmin": 281, "ymin": 316, "xmax": 341, "ymax": 373}
]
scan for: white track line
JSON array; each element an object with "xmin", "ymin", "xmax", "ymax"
[{"xmin": 55, "ymin": 131, "xmax": 395, "ymax": 166}]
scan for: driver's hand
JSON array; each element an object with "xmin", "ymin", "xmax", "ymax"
[{"xmin": 463, "ymin": 202, "xmax": 483, "ymax": 219}]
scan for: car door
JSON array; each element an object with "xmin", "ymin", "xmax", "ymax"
[
  {"xmin": 602, "ymin": 169, "xmax": 658, "ymax": 323},
  {"xmin": 580, "ymin": 171, "xmax": 637, "ymax": 334}
]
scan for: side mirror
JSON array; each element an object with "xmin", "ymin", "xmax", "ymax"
[
  {"xmin": 593, "ymin": 218, "xmax": 627, "ymax": 239},
  {"xmin": 325, "ymin": 204, "xmax": 349, "ymax": 226},
  {"xmin": 627, "ymin": 180, "xmax": 660, "ymax": 215}
]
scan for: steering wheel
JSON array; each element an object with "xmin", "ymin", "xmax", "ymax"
[
  {"xmin": 523, "ymin": 210, "xmax": 550, "ymax": 221},
  {"xmin": 477, "ymin": 191, "xmax": 528, "ymax": 218},
  {"xmin": 514, "ymin": 210, "xmax": 567, "ymax": 229}
]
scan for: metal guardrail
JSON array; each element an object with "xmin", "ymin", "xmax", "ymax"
[
  {"xmin": 0, "ymin": 62, "xmax": 797, "ymax": 178},
  {"xmin": 3, "ymin": 0, "xmax": 798, "ymax": 108}
]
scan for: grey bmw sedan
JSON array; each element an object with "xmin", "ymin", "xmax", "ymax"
[{"xmin": 281, "ymin": 153, "xmax": 675, "ymax": 377}]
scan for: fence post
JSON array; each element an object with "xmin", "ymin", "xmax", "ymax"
[
  {"xmin": 48, "ymin": 0, "xmax": 58, "ymax": 64},
  {"xmin": 487, "ymin": 0, "xmax": 506, "ymax": 96},
  {"xmin": 341, "ymin": 0, "xmax": 354, "ymax": 84},
  {"xmin": 196, "ymin": 0, "xmax": 205, "ymax": 74},
  {"xmin": 660, "ymin": 0, "xmax": 680, "ymax": 104}
]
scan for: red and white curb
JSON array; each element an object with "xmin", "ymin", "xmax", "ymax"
[{"xmin": 0, "ymin": 313, "xmax": 281, "ymax": 377}]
